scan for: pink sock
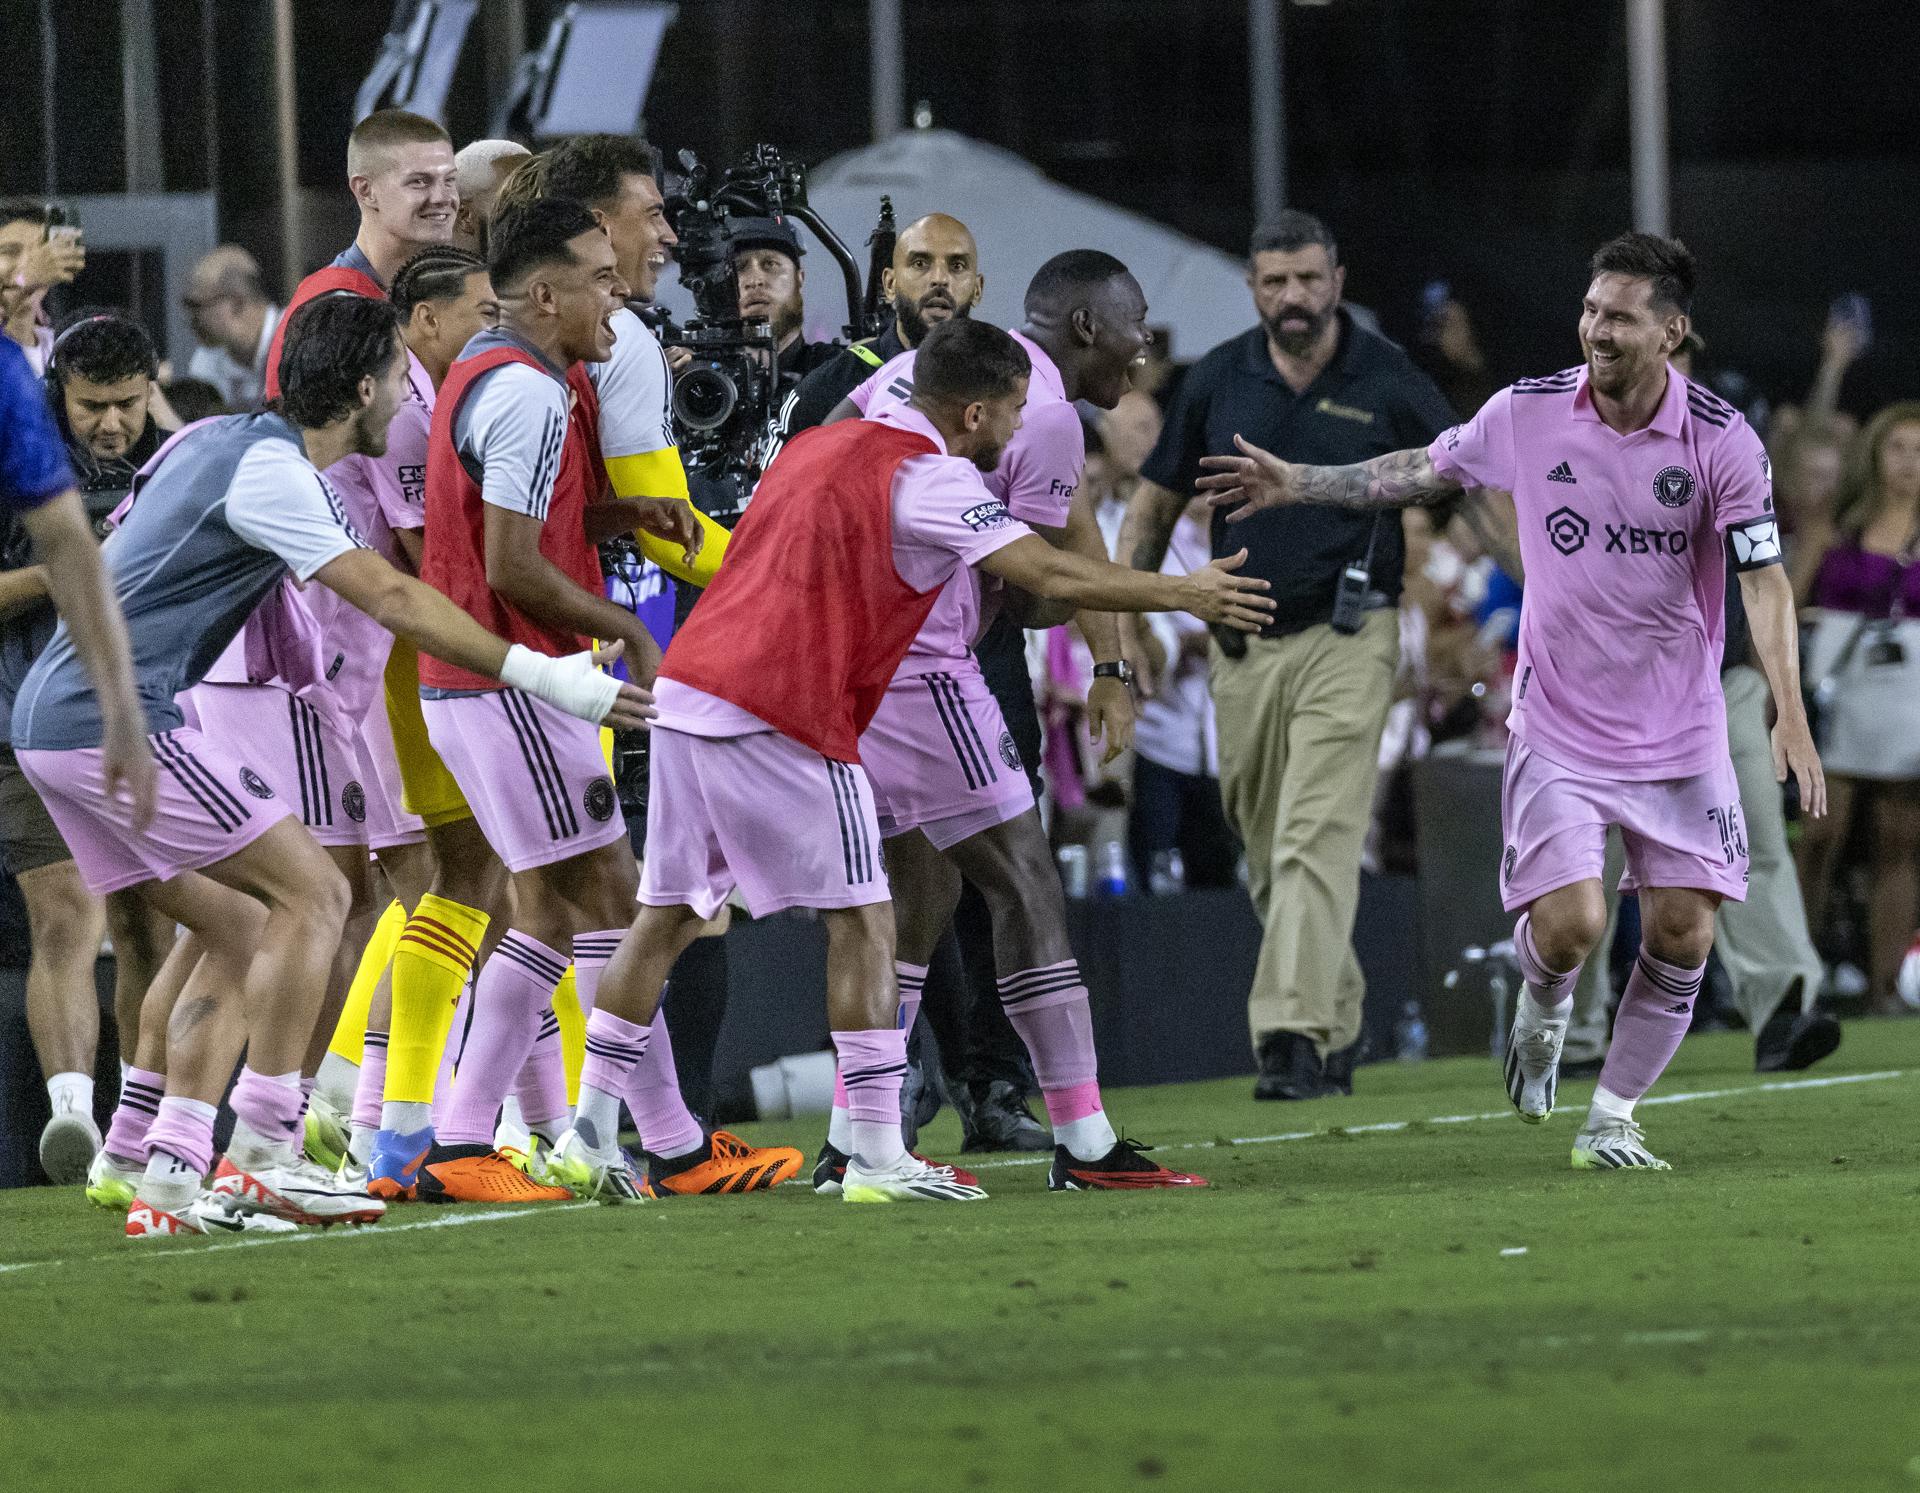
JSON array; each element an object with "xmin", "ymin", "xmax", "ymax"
[
  {"xmin": 438, "ymin": 931, "xmax": 566, "ymax": 1146},
  {"xmin": 1597, "ymin": 949, "xmax": 1705, "ymax": 1101},
  {"xmin": 1515, "ymin": 912, "xmax": 1582, "ymax": 1010},
  {"xmin": 352, "ymin": 1031, "xmax": 388, "ymax": 1133},
  {"xmin": 296, "ymin": 1074, "xmax": 316, "ymax": 1127},
  {"xmin": 997, "ymin": 961, "xmax": 1101, "ymax": 1120},
  {"xmin": 104, "ymin": 1066, "xmax": 164, "ymax": 1163},
  {"xmin": 430, "ymin": 991, "xmax": 470, "ymax": 1129},
  {"xmin": 230, "ymin": 1066, "xmax": 306, "ymax": 1146},
  {"xmin": 626, "ymin": 1007, "xmax": 704, "ymax": 1159},
  {"xmin": 512, "ymin": 1009, "xmax": 570, "ymax": 1141},
  {"xmin": 572, "ymin": 930, "xmax": 623, "ymax": 1013},
  {"xmin": 832, "ymin": 1027, "xmax": 907, "ymax": 1169},
  {"xmin": 831, "ymin": 962, "xmax": 925, "ymax": 1123},
  {"xmin": 144, "ymin": 1095, "xmax": 217, "ymax": 1177}
]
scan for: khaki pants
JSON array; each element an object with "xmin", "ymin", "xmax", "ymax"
[
  {"xmin": 1211, "ymin": 610, "xmax": 1397, "ymax": 1056},
  {"xmin": 1563, "ymin": 664, "xmax": 1822, "ymax": 1062}
]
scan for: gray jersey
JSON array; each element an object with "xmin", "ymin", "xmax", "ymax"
[{"xmin": 10, "ymin": 411, "xmax": 365, "ymax": 751}]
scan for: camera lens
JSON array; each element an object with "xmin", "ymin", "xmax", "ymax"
[{"xmin": 673, "ymin": 364, "xmax": 739, "ymax": 432}]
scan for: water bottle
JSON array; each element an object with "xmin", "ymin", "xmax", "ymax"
[
  {"xmin": 1395, "ymin": 1000, "xmax": 1429, "ymax": 1063},
  {"xmin": 1055, "ymin": 844, "xmax": 1090, "ymax": 899},
  {"xmin": 1148, "ymin": 848, "xmax": 1186, "ymax": 897},
  {"xmin": 1096, "ymin": 840, "xmax": 1130, "ymax": 898}
]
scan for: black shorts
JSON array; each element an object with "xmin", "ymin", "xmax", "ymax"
[{"xmin": 0, "ymin": 743, "xmax": 74, "ymax": 877}]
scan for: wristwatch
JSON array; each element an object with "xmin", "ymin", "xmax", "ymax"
[{"xmin": 1092, "ymin": 660, "xmax": 1135, "ymax": 690}]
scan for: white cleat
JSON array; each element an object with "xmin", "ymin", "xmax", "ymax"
[
  {"xmin": 39, "ymin": 1105, "xmax": 103, "ymax": 1186},
  {"xmin": 546, "ymin": 1128, "xmax": 650, "ymax": 1202},
  {"xmin": 1572, "ymin": 1117, "xmax": 1671, "ymax": 1171},
  {"xmin": 85, "ymin": 1149, "xmax": 144, "ymax": 1209},
  {"xmin": 332, "ymin": 1155, "xmax": 370, "ymax": 1190},
  {"xmin": 126, "ymin": 1190, "xmax": 303, "ymax": 1238},
  {"xmin": 841, "ymin": 1153, "xmax": 989, "ymax": 1203},
  {"xmin": 211, "ymin": 1153, "xmax": 386, "ymax": 1226},
  {"xmin": 1504, "ymin": 1008, "xmax": 1568, "ymax": 1124}
]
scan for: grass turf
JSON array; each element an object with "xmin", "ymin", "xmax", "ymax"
[{"xmin": 3, "ymin": 1025, "xmax": 1917, "ymax": 1493}]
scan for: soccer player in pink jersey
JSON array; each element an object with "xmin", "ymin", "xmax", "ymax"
[
  {"xmin": 812, "ymin": 252, "xmax": 1210, "ymax": 1189},
  {"xmin": 1198, "ymin": 233, "xmax": 1824, "ymax": 1170}
]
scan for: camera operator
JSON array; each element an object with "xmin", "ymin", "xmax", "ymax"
[
  {"xmin": 1, "ymin": 201, "xmax": 86, "ymax": 375},
  {"xmin": 729, "ymin": 216, "xmax": 837, "ymax": 389},
  {"xmin": 181, "ymin": 246, "xmax": 280, "ymax": 413},
  {"xmin": 776, "ymin": 212, "xmax": 982, "ymax": 442}
]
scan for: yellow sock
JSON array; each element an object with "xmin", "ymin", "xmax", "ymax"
[
  {"xmin": 386, "ymin": 893, "xmax": 490, "ymax": 1105},
  {"xmin": 327, "ymin": 899, "xmax": 407, "ymax": 1066},
  {"xmin": 553, "ymin": 966, "xmax": 585, "ymax": 1105}
]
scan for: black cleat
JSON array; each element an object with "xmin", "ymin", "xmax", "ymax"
[
  {"xmin": 1754, "ymin": 996, "xmax": 1842, "ymax": 1073},
  {"xmin": 812, "ymin": 1140, "xmax": 849, "ymax": 1196},
  {"xmin": 958, "ymin": 1080, "xmax": 1051, "ymax": 1153},
  {"xmin": 1047, "ymin": 1137, "xmax": 1209, "ymax": 1191},
  {"xmin": 1253, "ymin": 1031, "xmax": 1332, "ymax": 1101}
]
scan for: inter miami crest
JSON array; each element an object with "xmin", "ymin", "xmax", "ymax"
[
  {"xmin": 1653, "ymin": 465, "xmax": 1695, "ymax": 508},
  {"xmin": 342, "ymin": 781, "xmax": 367, "ymax": 824},
  {"xmin": 1503, "ymin": 845, "xmax": 1517, "ymax": 884},
  {"xmin": 998, "ymin": 731, "xmax": 1022, "ymax": 771},
  {"xmin": 239, "ymin": 767, "xmax": 275, "ymax": 800},
  {"xmin": 583, "ymin": 777, "xmax": 617, "ymax": 823}
]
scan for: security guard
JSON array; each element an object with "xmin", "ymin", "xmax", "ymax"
[{"xmin": 1118, "ymin": 210, "xmax": 1455, "ymax": 1102}]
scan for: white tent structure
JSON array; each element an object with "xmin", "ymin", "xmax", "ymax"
[{"xmin": 655, "ymin": 129, "xmax": 1254, "ymax": 358}]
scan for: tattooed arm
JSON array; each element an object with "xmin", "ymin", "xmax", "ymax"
[{"xmin": 1195, "ymin": 436, "xmax": 1465, "ymax": 522}]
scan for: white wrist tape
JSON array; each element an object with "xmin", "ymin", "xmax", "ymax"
[{"xmin": 500, "ymin": 644, "xmax": 622, "ymax": 724}]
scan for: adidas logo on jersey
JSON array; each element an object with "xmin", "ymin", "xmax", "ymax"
[{"xmin": 1547, "ymin": 461, "xmax": 1577, "ymax": 484}]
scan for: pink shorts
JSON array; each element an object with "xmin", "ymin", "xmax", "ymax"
[
  {"xmin": 18, "ymin": 727, "xmax": 293, "ymax": 895},
  {"xmin": 186, "ymin": 683, "xmax": 368, "ymax": 847},
  {"xmin": 1499, "ymin": 736, "xmax": 1749, "ymax": 913},
  {"xmin": 860, "ymin": 666, "xmax": 1033, "ymax": 850},
  {"xmin": 639, "ymin": 726, "xmax": 889, "ymax": 919},
  {"xmin": 353, "ymin": 683, "xmax": 425, "ymax": 850},
  {"xmin": 422, "ymin": 689, "xmax": 624, "ymax": 873}
]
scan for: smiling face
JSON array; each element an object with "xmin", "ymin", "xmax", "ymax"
[
  {"xmin": 1250, "ymin": 245, "xmax": 1343, "ymax": 357},
  {"xmin": 63, "ymin": 371, "xmax": 150, "ymax": 461},
  {"xmin": 546, "ymin": 226, "xmax": 628, "ymax": 364},
  {"xmin": 596, "ymin": 172, "xmax": 677, "ymax": 303},
  {"xmin": 1079, "ymin": 273, "xmax": 1153, "ymax": 411},
  {"xmin": 350, "ymin": 335, "xmax": 412, "ymax": 459},
  {"xmin": 1579, "ymin": 272, "xmax": 1685, "ymax": 402},
  {"xmin": 355, "ymin": 139, "xmax": 459, "ymax": 249}
]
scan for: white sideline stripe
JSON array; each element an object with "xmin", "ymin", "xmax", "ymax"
[
  {"xmin": 0, "ymin": 1201, "xmax": 600, "ymax": 1278},
  {"xmin": 966, "ymin": 1068, "xmax": 1909, "ymax": 1171}
]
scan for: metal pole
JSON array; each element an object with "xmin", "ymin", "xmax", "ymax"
[
  {"xmin": 869, "ymin": 0, "xmax": 904, "ymax": 142},
  {"xmin": 1249, "ymin": 0, "xmax": 1285, "ymax": 223},
  {"xmin": 121, "ymin": 0, "xmax": 165, "ymax": 193},
  {"xmin": 39, "ymin": 0, "xmax": 58, "ymax": 195},
  {"xmin": 271, "ymin": 0, "xmax": 303, "ymax": 296},
  {"xmin": 1626, "ymin": 0, "xmax": 1669, "ymax": 234}
]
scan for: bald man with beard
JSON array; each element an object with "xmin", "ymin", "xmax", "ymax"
[{"xmin": 773, "ymin": 213, "xmax": 984, "ymax": 446}]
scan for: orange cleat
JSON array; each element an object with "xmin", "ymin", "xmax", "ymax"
[
  {"xmin": 647, "ymin": 1130, "xmax": 803, "ymax": 1195},
  {"xmin": 414, "ymin": 1144, "xmax": 574, "ymax": 1204}
]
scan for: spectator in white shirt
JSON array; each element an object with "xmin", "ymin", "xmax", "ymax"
[{"xmin": 182, "ymin": 246, "xmax": 280, "ymax": 410}]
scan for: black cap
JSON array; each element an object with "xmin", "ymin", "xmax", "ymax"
[{"xmin": 728, "ymin": 215, "xmax": 804, "ymax": 259}]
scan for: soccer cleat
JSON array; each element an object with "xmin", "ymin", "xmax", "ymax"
[
  {"xmin": 1048, "ymin": 1138, "xmax": 1209, "ymax": 1191},
  {"xmin": 212, "ymin": 1154, "xmax": 387, "ymax": 1226},
  {"xmin": 812, "ymin": 1140, "xmax": 977, "ymax": 1198},
  {"xmin": 1571, "ymin": 1117, "xmax": 1671, "ymax": 1171},
  {"xmin": 303, "ymin": 1093, "xmax": 351, "ymax": 1172},
  {"xmin": 413, "ymin": 1143, "xmax": 574, "ymax": 1204},
  {"xmin": 1504, "ymin": 1010, "xmax": 1569, "ymax": 1123},
  {"xmin": 546, "ymin": 1129, "xmax": 653, "ymax": 1203},
  {"xmin": 333, "ymin": 1155, "xmax": 370, "ymax": 1191},
  {"xmin": 646, "ymin": 1130, "xmax": 803, "ymax": 1196},
  {"xmin": 366, "ymin": 1125, "xmax": 435, "ymax": 1201},
  {"xmin": 127, "ymin": 1190, "xmax": 303, "ymax": 1238},
  {"xmin": 842, "ymin": 1152, "xmax": 988, "ymax": 1203},
  {"xmin": 85, "ymin": 1149, "xmax": 144, "ymax": 1210},
  {"xmin": 38, "ymin": 1106, "xmax": 103, "ymax": 1186}
]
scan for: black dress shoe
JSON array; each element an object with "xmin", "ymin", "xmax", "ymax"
[
  {"xmin": 1253, "ymin": 1032, "xmax": 1330, "ymax": 1101},
  {"xmin": 1321, "ymin": 1036, "xmax": 1364, "ymax": 1096},
  {"xmin": 1755, "ymin": 996, "xmax": 1842, "ymax": 1073},
  {"xmin": 958, "ymin": 1080, "xmax": 1052, "ymax": 1152}
]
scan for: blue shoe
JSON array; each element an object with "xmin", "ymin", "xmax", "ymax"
[{"xmin": 367, "ymin": 1125, "xmax": 434, "ymax": 1201}]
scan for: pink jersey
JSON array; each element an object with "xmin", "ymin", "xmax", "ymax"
[
  {"xmin": 656, "ymin": 399, "xmax": 1034, "ymax": 737},
  {"xmin": 848, "ymin": 330, "xmax": 1083, "ymax": 675},
  {"xmin": 1430, "ymin": 366, "xmax": 1780, "ymax": 780},
  {"xmin": 200, "ymin": 351, "xmax": 435, "ymax": 737}
]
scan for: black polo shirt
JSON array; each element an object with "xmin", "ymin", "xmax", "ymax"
[
  {"xmin": 776, "ymin": 322, "xmax": 908, "ymax": 442},
  {"xmin": 1141, "ymin": 310, "xmax": 1456, "ymax": 634}
]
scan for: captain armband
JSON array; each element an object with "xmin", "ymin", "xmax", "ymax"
[{"xmin": 1728, "ymin": 517, "xmax": 1782, "ymax": 571}]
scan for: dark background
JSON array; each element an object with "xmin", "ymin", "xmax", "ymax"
[{"xmin": 4, "ymin": 0, "xmax": 1915, "ymax": 407}]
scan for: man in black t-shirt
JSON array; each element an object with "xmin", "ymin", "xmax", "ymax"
[{"xmin": 1119, "ymin": 211, "xmax": 1454, "ymax": 1103}]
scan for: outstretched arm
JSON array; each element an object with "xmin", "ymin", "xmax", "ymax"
[
  {"xmin": 977, "ymin": 535, "xmax": 1274, "ymax": 632},
  {"xmin": 1739, "ymin": 561, "xmax": 1825, "ymax": 818},
  {"xmin": 1197, "ymin": 437, "xmax": 1465, "ymax": 522}
]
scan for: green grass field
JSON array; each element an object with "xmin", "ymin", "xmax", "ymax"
[{"xmin": 3, "ymin": 1025, "xmax": 1917, "ymax": 1493}]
